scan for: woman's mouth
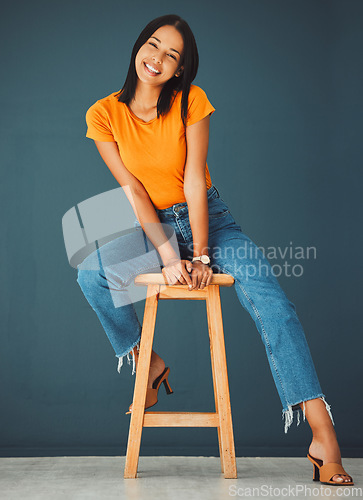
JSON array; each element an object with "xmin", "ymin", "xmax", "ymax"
[{"xmin": 144, "ymin": 62, "xmax": 161, "ymax": 76}]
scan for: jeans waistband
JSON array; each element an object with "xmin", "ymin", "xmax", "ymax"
[{"xmin": 155, "ymin": 185, "xmax": 221, "ymax": 217}]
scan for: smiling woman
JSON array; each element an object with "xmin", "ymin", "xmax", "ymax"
[{"xmin": 77, "ymin": 13, "xmax": 354, "ymax": 485}]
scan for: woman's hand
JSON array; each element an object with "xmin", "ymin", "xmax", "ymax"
[
  {"xmin": 162, "ymin": 258, "xmax": 214, "ymax": 290},
  {"xmin": 162, "ymin": 258, "xmax": 193, "ymax": 287},
  {"xmin": 188, "ymin": 261, "xmax": 213, "ymax": 290}
]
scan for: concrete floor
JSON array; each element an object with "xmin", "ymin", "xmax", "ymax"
[{"xmin": 0, "ymin": 456, "xmax": 361, "ymax": 500}]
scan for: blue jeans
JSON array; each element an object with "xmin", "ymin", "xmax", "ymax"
[{"xmin": 76, "ymin": 185, "xmax": 334, "ymax": 433}]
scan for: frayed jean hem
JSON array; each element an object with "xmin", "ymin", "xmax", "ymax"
[
  {"xmin": 115, "ymin": 335, "xmax": 141, "ymax": 375},
  {"xmin": 282, "ymin": 395, "xmax": 335, "ymax": 434}
]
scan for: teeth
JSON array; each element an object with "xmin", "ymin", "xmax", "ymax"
[{"xmin": 145, "ymin": 63, "xmax": 160, "ymax": 74}]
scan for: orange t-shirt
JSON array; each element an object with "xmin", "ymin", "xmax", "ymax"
[{"xmin": 85, "ymin": 84, "xmax": 216, "ymax": 209}]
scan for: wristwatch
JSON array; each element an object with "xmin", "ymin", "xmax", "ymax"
[{"xmin": 192, "ymin": 254, "xmax": 211, "ymax": 265}]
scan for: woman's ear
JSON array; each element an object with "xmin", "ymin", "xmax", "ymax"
[{"xmin": 175, "ymin": 66, "xmax": 184, "ymax": 77}]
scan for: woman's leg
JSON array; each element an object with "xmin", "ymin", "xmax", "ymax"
[
  {"xmin": 208, "ymin": 210, "xmax": 328, "ymax": 430},
  {"xmin": 300, "ymin": 399, "xmax": 352, "ymax": 482},
  {"xmin": 76, "ymin": 225, "xmax": 165, "ymax": 374},
  {"xmin": 207, "ymin": 204, "xmax": 351, "ymax": 481}
]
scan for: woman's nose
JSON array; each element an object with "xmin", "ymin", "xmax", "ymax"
[{"xmin": 152, "ymin": 55, "xmax": 162, "ymax": 65}]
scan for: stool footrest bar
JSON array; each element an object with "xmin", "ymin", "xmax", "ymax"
[{"xmin": 142, "ymin": 411, "xmax": 219, "ymax": 427}]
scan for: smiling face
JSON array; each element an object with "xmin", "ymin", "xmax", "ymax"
[{"xmin": 134, "ymin": 25, "xmax": 184, "ymax": 88}]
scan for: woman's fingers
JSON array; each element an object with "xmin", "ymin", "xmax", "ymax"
[
  {"xmin": 189, "ymin": 264, "xmax": 213, "ymax": 290},
  {"xmin": 162, "ymin": 259, "xmax": 193, "ymax": 286},
  {"xmin": 197, "ymin": 270, "xmax": 207, "ymax": 289},
  {"xmin": 162, "ymin": 266, "xmax": 180, "ymax": 285},
  {"xmin": 181, "ymin": 261, "xmax": 193, "ymax": 286},
  {"xmin": 191, "ymin": 271, "xmax": 198, "ymax": 289},
  {"xmin": 163, "ymin": 260, "xmax": 213, "ymax": 289},
  {"xmin": 199, "ymin": 269, "xmax": 213, "ymax": 289},
  {"xmin": 206, "ymin": 271, "xmax": 213, "ymax": 286},
  {"xmin": 176, "ymin": 260, "xmax": 192, "ymax": 286},
  {"xmin": 197, "ymin": 272, "xmax": 206, "ymax": 289},
  {"xmin": 162, "ymin": 268, "xmax": 174, "ymax": 285}
]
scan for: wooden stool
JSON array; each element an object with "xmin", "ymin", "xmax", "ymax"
[{"xmin": 124, "ymin": 273, "xmax": 237, "ymax": 479}]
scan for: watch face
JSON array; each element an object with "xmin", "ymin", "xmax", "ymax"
[{"xmin": 201, "ymin": 255, "xmax": 210, "ymax": 264}]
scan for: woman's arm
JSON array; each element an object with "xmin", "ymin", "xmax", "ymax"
[
  {"xmin": 183, "ymin": 114, "xmax": 211, "ymax": 257},
  {"xmin": 183, "ymin": 114, "xmax": 213, "ymax": 289},
  {"xmin": 93, "ymin": 140, "xmax": 179, "ymax": 266}
]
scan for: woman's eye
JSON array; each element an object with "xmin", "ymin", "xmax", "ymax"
[{"xmin": 148, "ymin": 42, "xmax": 176, "ymax": 60}]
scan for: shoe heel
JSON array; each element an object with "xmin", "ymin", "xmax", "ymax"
[
  {"xmin": 312, "ymin": 464, "xmax": 320, "ymax": 482},
  {"xmin": 163, "ymin": 377, "xmax": 173, "ymax": 395}
]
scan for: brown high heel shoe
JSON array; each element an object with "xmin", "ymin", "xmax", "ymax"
[
  {"xmin": 307, "ymin": 453, "xmax": 354, "ymax": 485},
  {"xmin": 125, "ymin": 366, "xmax": 173, "ymax": 414}
]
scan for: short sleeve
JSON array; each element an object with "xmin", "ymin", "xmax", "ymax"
[
  {"xmin": 85, "ymin": 101, "xmax": 115, "ymax": 142},
  {"xmin": 186, "ymin": 85, "xmax": 215, "ymax": 127}
]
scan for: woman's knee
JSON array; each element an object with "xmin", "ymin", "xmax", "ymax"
[{"xmin": 77, "ymin": 269, "xmax": 106, "ymax": 303}]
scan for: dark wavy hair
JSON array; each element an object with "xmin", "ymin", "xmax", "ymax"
[{"xmin": 114, "ymin": 14, "xmax": 199, "ymax": 127}]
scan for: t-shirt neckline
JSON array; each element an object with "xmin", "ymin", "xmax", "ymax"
[{"xmin": 124, "ymin": 103, "xmax": 158, "ymax": 125}]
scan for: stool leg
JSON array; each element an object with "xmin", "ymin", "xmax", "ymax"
[
  {"xmin": 206, "ymin": 295, "xmax": 224, "ymax": 474},
  {"xmin": 124, "ymin": 284, "xmax": 160, "ymax": 479},
  {"xmin": 207, "ymin": 285, "xmax": 237, "ymax": 479}
]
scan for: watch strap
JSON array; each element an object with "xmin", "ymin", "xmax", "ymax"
[{"xmin": 192, "ymin": 255, "xmax": 210, "ymax": 265}]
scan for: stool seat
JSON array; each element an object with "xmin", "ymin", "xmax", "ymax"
[
  {"xmin": 124, "ymin": 271, "xmax": 237, "ymax": 479},
  {"xmin": 135, "ymin": 272, "xmax": 235, "ymax": 287}
]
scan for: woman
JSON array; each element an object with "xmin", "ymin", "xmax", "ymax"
[{"xmin": 77, "ymin": 14, "xmax": 353, "ymax": 485}]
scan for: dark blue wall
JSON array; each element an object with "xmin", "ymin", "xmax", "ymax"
[{"xmin": 1, "ymin": 0, "xmax": 362, "ymax": 457}]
